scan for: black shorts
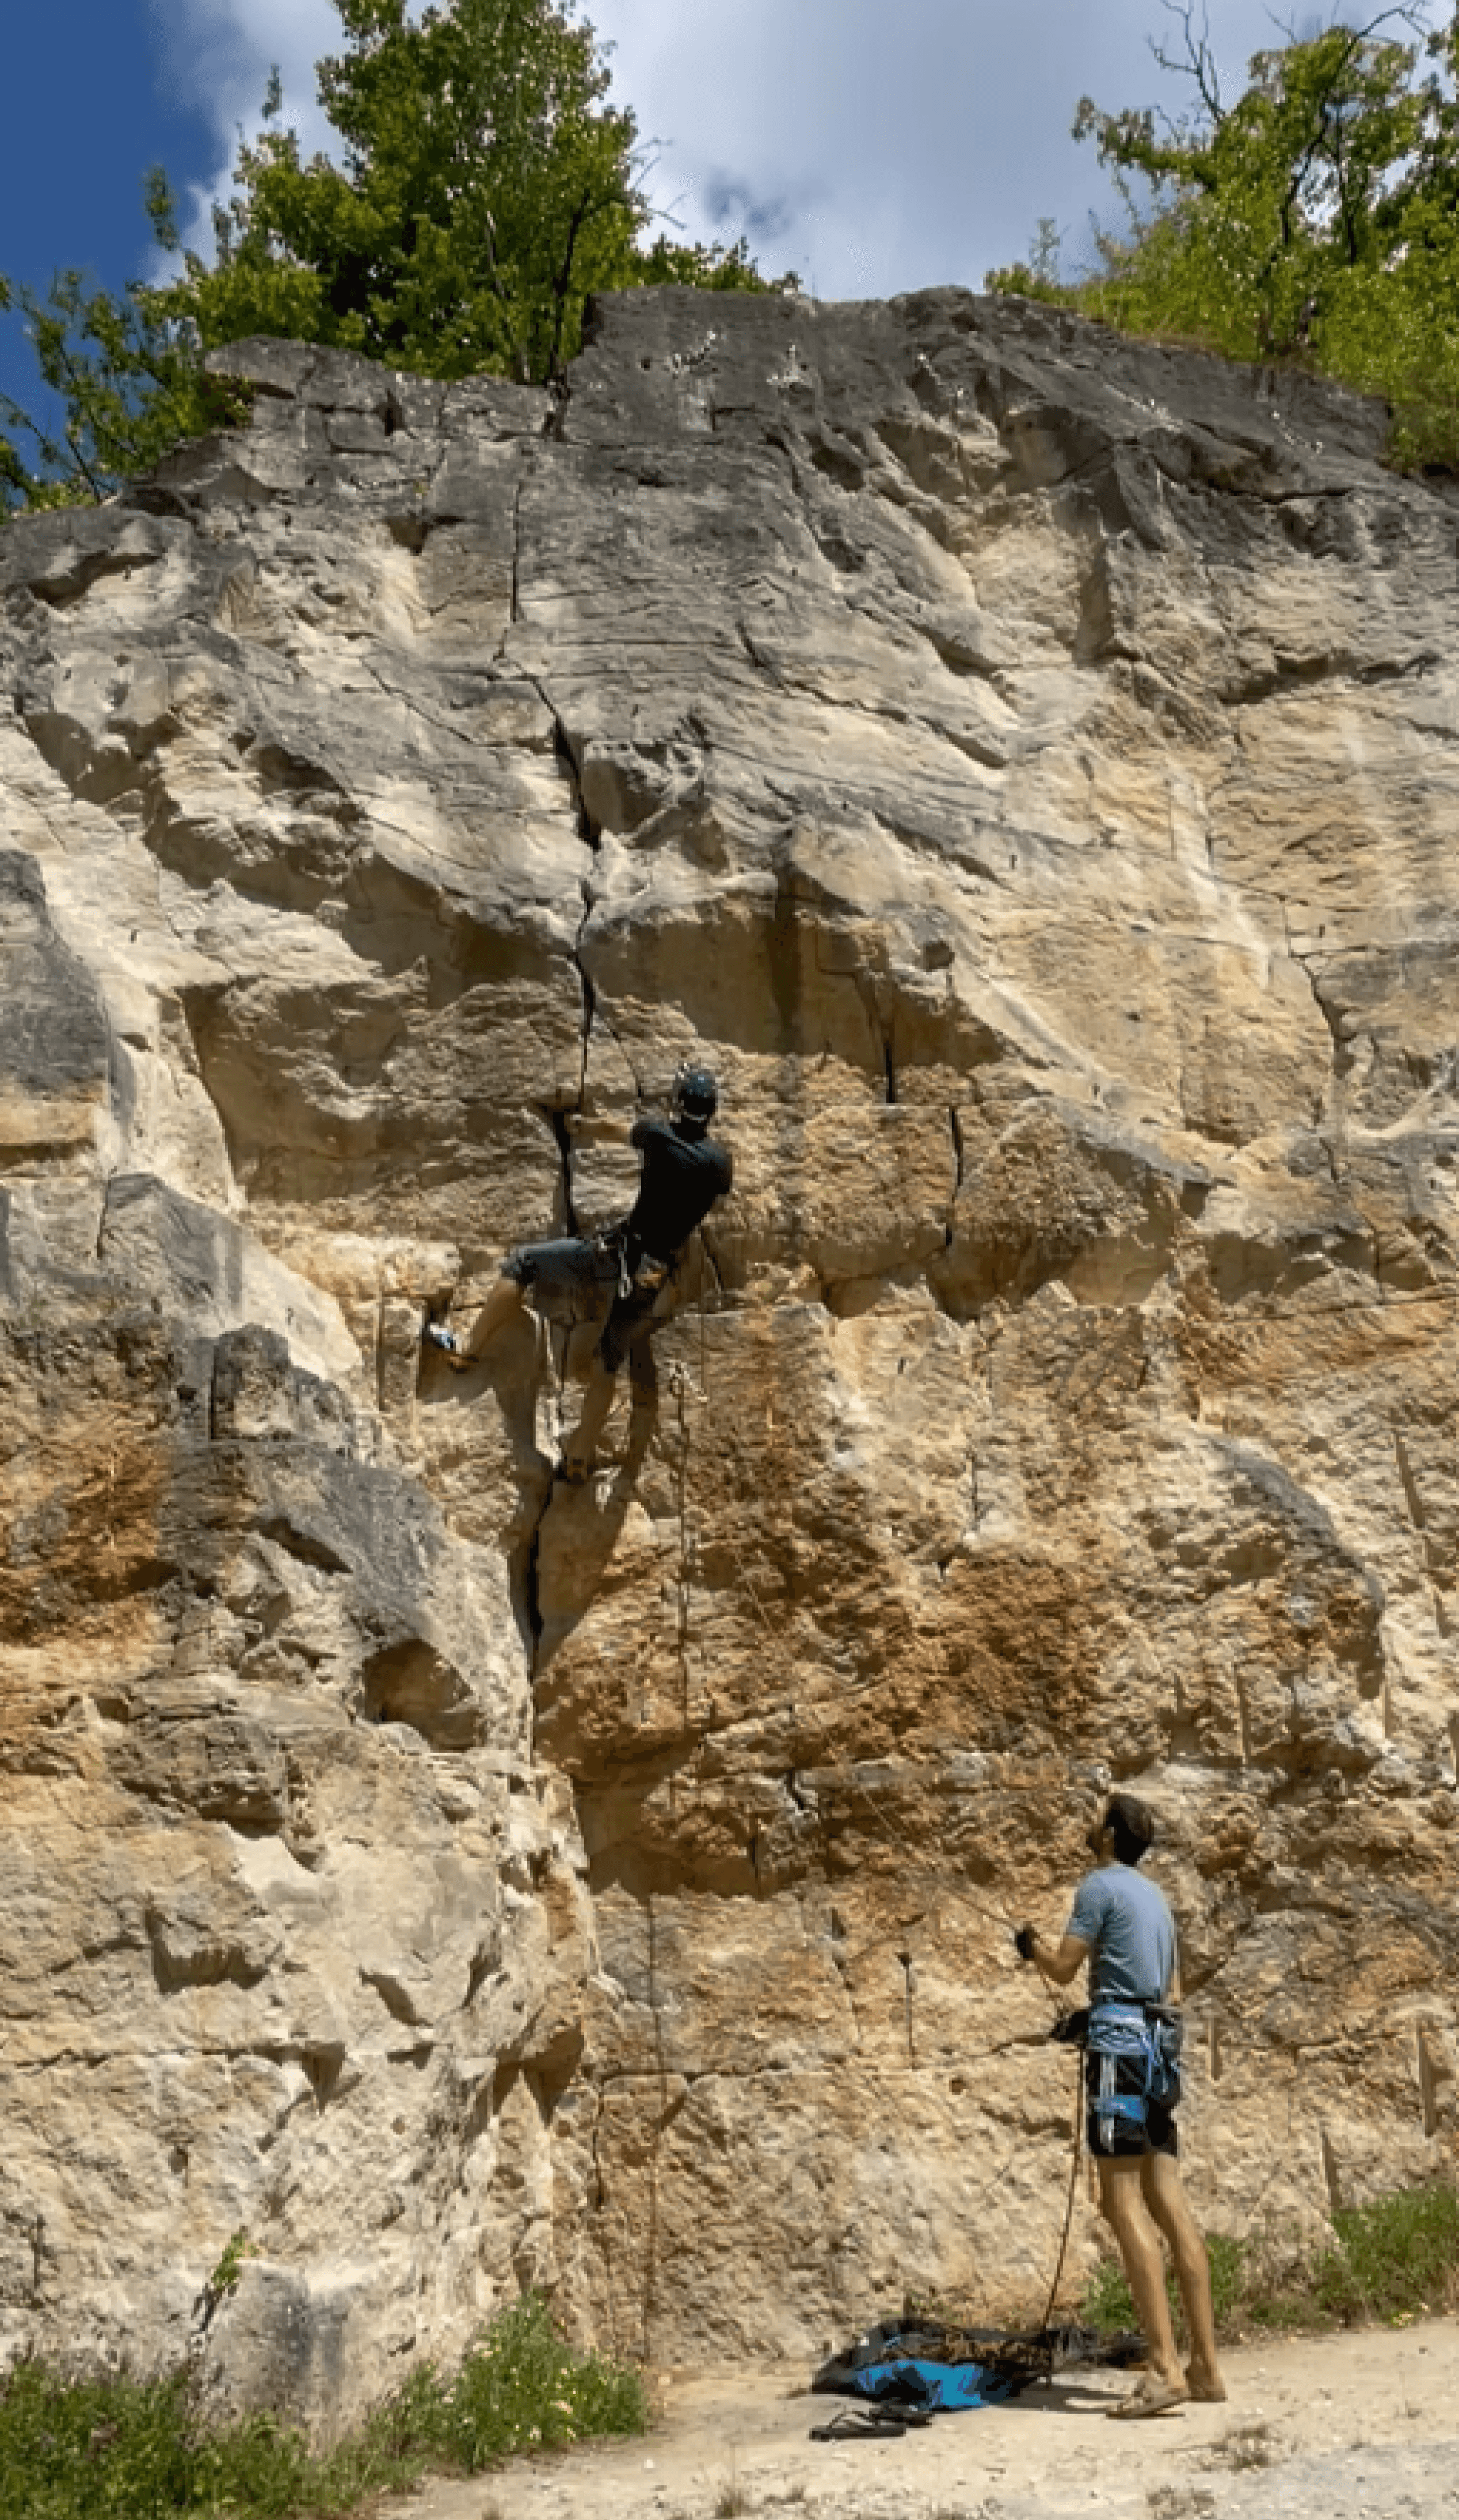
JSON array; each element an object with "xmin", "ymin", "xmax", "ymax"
[{"xmin": 1085, "ymin": 2050, "xmax": 1179, "ymax": 2159}]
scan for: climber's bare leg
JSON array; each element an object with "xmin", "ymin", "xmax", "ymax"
[
  {"xmin": 562, "ymin": 1360, "xmax": 617, "ymax": 1477},
  {"xmin": 461, "ymin": 1274, "xmax": 525, "ymax": 1358}
]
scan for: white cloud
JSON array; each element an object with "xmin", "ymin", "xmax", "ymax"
[
  {"xmin": 144, "ymin": 0, "xmax": 340, "ymax": 254},
  {"xmin": 588, "ymin": 0, "xmax": 1307, "ymax": 295},
  {"xmin": 143, "ymin": 0, "xmax": 1408, "ymax": 292}
]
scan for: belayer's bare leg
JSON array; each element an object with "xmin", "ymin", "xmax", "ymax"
[
  {"xmin": 561, "ymin": 1360, "xmax": 617, "ymax": 1478},
  {"xmin": 1141, "ymin": 2152, "xmax": 1225, "ymax": 2401},
  {"xmin": 425, "ymin": 1273, "xmax": 524, "ymax": 1368},
  {"xmin": 1097, "ymin": 2155, "xmax": 1187, "ymax": 2410}
]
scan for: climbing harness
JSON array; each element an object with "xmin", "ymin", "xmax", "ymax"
[{"xmin": 1086, "ymin": 2000, "xmax": 1182, "ymax": 2147}]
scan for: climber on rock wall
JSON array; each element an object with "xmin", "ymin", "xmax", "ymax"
[
  {"xmin": 1015, "ymin": 1791, "xmax": 1227, "ymax": 2419},
  {"xmin": 424, "ymin": 1063, "xmax": 733, "ymax": 1477}
]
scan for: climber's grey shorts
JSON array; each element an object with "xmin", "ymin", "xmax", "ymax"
[{"xmin": 502, "ymin": 1235, "xmax": 621, "ymax": 1299}]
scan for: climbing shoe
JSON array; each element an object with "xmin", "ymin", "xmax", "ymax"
[{"xmin": 423, "ymin": 1321, "xmax": 467, "ymax": 1367}]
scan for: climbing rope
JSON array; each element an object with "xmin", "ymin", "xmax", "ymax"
[{"xmin": 1035, "ymin": 2045, "xmax": 1087, "ymax": 2340}]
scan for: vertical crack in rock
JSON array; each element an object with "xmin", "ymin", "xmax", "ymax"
[
  {"xmin": 588, "ymin": 2084, "xmax": 608, "ymax": 2214},
  {"xmin": 828, "ymin": 1910, "xmax": 865, "ymax": 2051},
  {"xmin": 543, "ymin": 1105, "xmax": 580, "ymax": 1236},
  {"xmin": 945, "ymin": 1103, "xmax": 966, "ymax": 1249},
  {"xmin": 374, "ymin": 1287, "xmax": 388, "ymax": 1416},
  {"xmin": 509, "ymin": 476, "xmax": 524, "ymax": 628},
  {"xmin": 1319, "ymin": 2126, "xmax": 1343, "ymax": 2213},
  {"xmin": 1235, "ymin": 1660, "xmax": 1255, "ymax": 1764},
  {"xmin": 571, "ymin": 887, "xmax": 597, "ymax": 1117},
  {"xmin": 516, "ymin": 1474, "xmax": 550, "ymax": 1674},
  {"xmin": 1416, "ymin": 2025, "xmax": 1441, "ymax": 2138},
  {"xmin": 1292, "ymin": 946, "xmax": 1354, "ymax": 1176},
  {"xmin": 1392, "ymin": 1429, "xmax": 1428, "ymax": 1532}
]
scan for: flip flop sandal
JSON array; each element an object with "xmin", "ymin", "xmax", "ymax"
[
  {"xmin": 1107, "ymin": 2384, "xmax": 1190, "ymax": 2421},
  {"xmin": 809, "ymin": 2410, "xmax": 908, "ymax": 2442}
]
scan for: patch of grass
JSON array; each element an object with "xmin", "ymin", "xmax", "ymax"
[
  {"xmin": 1079, "ymin": 2178, "xmax": 1459, "ymax": 2344},
  {"xmin": 423, "ymin": 2291, "xmax": 646, "ymax": 2465},
  {"xmin": 1313, "ymin": 2182, "xmax": 1459, "ymax": 2328},
  {"xmin": 0, "ymin": 2293, "xmax": 646, "ymax": 2520},
  {"xmin": 1080, "ymin": 2253, "xmax": 1140, "ymax": 2337}
]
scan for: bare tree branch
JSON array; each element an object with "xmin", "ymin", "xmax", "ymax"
[{"xmin": 1150, "ymin": 0, "xmax": 1227, "ymax": 124}]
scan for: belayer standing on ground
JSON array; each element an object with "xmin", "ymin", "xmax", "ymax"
[
  {"xmin": 1015, "ymin": 1791, "xmax": 1226, "ymax": 2419},
  {"xmin": 424, "ymin": 1063, "xmax": 732, "ymax": 1476}
]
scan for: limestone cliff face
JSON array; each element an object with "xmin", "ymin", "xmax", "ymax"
[{"xmin": 0, "ymin": 289, "xmax": 1454, "ymax": 2422}]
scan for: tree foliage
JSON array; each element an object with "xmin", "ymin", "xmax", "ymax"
[
  {"xmin": 1, "ymin": 0, "xmax": 785, "ymax": 515},
  {"xmin": 988, "ymin": 4, "xmax": 1459, "ymax": 468}
]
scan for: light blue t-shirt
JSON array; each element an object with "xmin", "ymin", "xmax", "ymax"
[{"xmin": 1066, "ymin": 1864, "xmax": 1176, "ymax": 2007}]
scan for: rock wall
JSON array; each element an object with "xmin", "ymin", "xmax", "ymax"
[{"xmin": 0, "ymin": 287, "xmax": 1454, "ymax": 2424}]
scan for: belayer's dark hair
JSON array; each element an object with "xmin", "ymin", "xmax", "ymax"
[{"xmin": 1105, "ymin": 1793, "xmax": 1156, "ymax": 1866}]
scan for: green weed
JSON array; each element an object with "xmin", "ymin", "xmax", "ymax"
[
  {"xmin": 0, "ymin": 2293, "xmax": 646, "ymax": 2520},
  {"xmin": 418, "ymin": 2291, "xmax": 647, "ymax": 2466},
  {"xmin": 1079, "ymin": 2179, "xmax": 1459, "ymax": 2343},
  {"xmin": 1313, "ymin": 2182, "xmax": 1459, "ymax": 2328}
]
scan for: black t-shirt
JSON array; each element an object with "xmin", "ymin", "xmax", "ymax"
[{"xmin": 626, "ymin": 1118, "xmax": 733, "ymax": 1259}]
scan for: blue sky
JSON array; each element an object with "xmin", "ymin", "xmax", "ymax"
[{"xmin": 1, "ymin": 1, "xmax": 1414, "ymax": 433}]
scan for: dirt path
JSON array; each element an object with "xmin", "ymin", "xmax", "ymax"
[{"xmin": 393, "ymin": 2318, "xmax": 1459, "ymax": 2519}]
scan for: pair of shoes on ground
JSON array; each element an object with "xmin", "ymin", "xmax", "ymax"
[{"xmin": 809, "ymin": 2404, "xmax": 934, "ymax": 2443}]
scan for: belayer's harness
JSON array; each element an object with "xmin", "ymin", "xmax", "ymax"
[{"xmin": 1083, "ymin": 1999, "xmax": 1182, "ymax": 2144}]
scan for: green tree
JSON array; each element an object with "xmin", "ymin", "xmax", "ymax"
[
  {"xmin": 988, "ymin": 3, "xmax": 1459, "ymax": 467},
  {"xmin": 1, "ymin": 0, "xmax": 784, "ymax": 516},
  {"xmin": 0, "ymin": 180, "xmax": 246, "ymax": 514}
]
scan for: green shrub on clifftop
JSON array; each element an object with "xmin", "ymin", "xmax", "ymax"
[
  {"xmin": 989, "ymin": 7, "xmax": 1459, "ymax": 471},
  {"xmin": 1, "ymin": 0, "xmax": 787, "ymax": 514}
]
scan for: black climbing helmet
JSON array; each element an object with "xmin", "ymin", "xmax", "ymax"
[{"xmin": 671, "ymin": 1062, "xmax": 718, "ymax": 1126}]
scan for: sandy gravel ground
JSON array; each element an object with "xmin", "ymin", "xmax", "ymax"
[{"xmin": 388, "ymin": 2319, "xmax": 1459, "ymax": 2520}]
